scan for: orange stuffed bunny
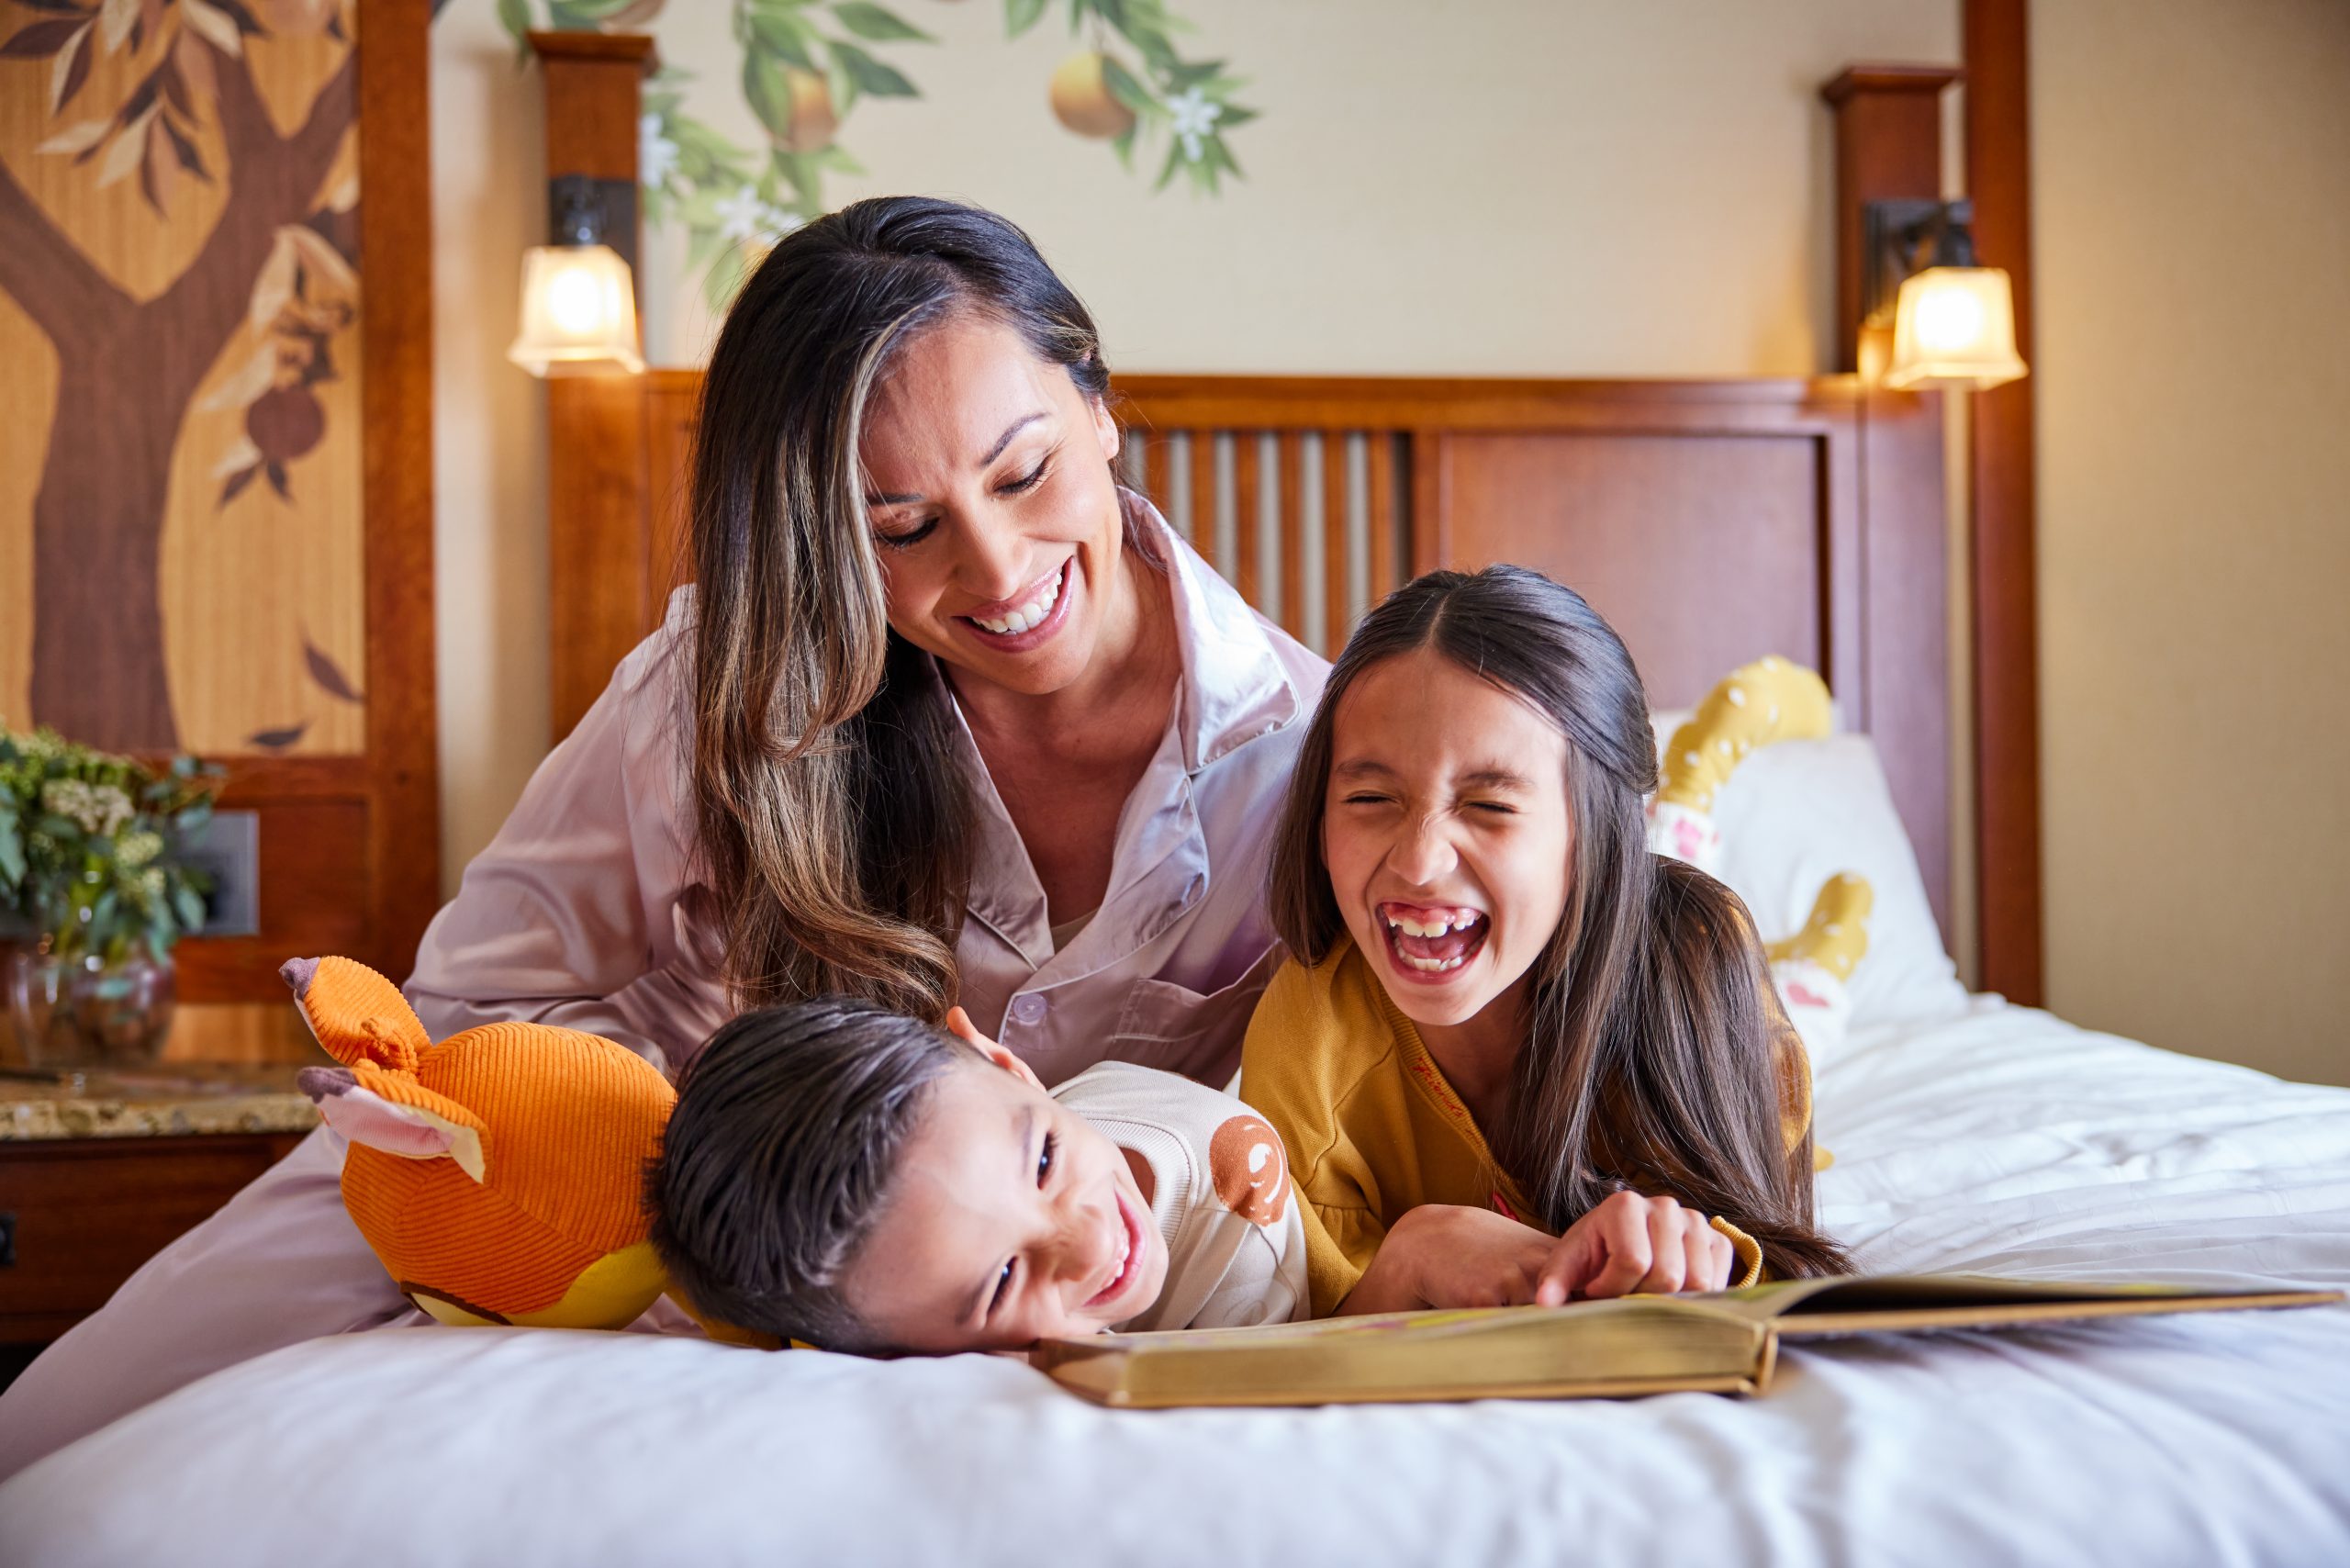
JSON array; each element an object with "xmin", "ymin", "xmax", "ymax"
[{"xmin": 286, "ymin": 956, "xmax": 677, "ymax": 1330}]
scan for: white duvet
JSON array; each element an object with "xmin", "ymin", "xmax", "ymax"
[{"xmin": 6, "ymin": 997, "xmax": 2349, "ymax": 1568}]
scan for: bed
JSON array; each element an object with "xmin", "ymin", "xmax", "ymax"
[
  {"xmin": 6, "ymin": 994, "xmax": 2347, "ymax": 1565},
  {"xmin": 7, "ymin": 38, "xmax": 2348, "ymax": 1567}
]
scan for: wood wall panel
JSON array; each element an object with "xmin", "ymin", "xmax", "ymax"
[
  {"xmin": 2, "ymin": 0, "xmax": 438, "ymax": 1009},
  {"xmin": 1437, "ymin": 431, "xmax": 1829, "ymax": 712}
]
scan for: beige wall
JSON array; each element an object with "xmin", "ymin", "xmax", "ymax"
[{"xmin": 2034, "ymin": 0, "xmax": 2350, "ymax": 1084}]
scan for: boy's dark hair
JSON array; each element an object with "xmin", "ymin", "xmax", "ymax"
[{"xmin": 648, "ymin": 996, "xmax": 965, "ymax": 1350}]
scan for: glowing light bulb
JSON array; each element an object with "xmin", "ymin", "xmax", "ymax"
[
  {"xmin": 544, "ymin": 263, "xmax": 610, "ymax": 336},
  {"xmin": 1912, "ymin": 279, "xmax": 1988, "ymax": 353}
]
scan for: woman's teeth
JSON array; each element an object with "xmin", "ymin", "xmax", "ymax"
[{"xmin": 970, "ymin": 567, "xmax": 1062, "ymax": 635}]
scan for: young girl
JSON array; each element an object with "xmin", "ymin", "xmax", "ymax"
[{"xmin": 1238, "ymin": 566, "xmax": 1852, "ymax": 1318}]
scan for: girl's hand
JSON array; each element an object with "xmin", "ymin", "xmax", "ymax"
[
  {"xmin": 1340, "ymin": 1193, "xmax": 1735, "ymax": 1315},
  {"xmin": 1530, "ymin": 1189, "xmax": 1737, "ymax": 1305}
]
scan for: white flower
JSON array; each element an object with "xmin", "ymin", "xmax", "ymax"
[
  {"xmin": 713, "ymin": 185, "xmax": 798, "ymax": 245},
  {"xmin": 1167, "ymin": 85, "xmax": 1222, "ymax": 162},
  {"xmin": 640, "ymin": 113, "xmax": 680, "ymax": 190},
  {"xmin": 41, "ymin": 780, "xmax": 134, "ymax": 837}
]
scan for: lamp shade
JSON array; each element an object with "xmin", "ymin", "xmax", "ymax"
[
  {"xmin": 1885, "ymin": 265, "xmax": 2026, "ymax": 390},
  {"xmin": 509, "ymin": 243, "xmax": 643, "ymax": 376}
]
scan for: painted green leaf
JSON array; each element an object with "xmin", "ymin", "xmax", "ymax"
[
  {"xmin": 830, "ymin": 39, "xmax": 917, "ymax": 97},
  {"xmin": 1098, "ymin": 52, "xmax": 1157, "ymax": 116},
  {"xmin": 771, "ymin": 147, "xmax": 821, "ymax": 203},
  {"xmin": 495, "ymin": 0, "xmax": 530, "ymax": 42},
  {"xmin": 746, "ymin": 10, "xmax": 819, "ymax": 70},
  {"xmin": 832, "ymin": 2, "xmax": 931, "ymax": 43},
  {"xmin": 1004, "ymin": 0, "xmax": 1047, "ymax": 38},
  {"xmin": 1214, "ymin": 103, "xmax": 1258, "ymax": 130},
  {"xmin": 743, "ymin": 49, "xmax": 799, "ymax": 140},
  {"xmin": 702, "ymin": 245, "xmax": 750, "ymax": 311}
]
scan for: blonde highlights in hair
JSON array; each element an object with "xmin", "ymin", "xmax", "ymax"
[{"xmin": 687, "ymin": 198, "xmax": 1112, "ymax": 1020}]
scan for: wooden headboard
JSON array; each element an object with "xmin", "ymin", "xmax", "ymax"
[{"xmin": 544, "ymin": 371, "xmax": 1957, "ymax": 937}]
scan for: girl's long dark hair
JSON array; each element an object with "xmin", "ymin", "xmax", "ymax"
[
  {"xmin": 688, "ymin": 197, "xmax": 1113, "ymax": 1021},
  {"xmin": 1269, "ymin": 566, "xmax": 1850, "ymax": 1279}
]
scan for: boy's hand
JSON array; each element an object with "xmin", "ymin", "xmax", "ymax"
[{"xmin": 944, "ymin": 1006, "xmax": 996, "ymax": 1051}]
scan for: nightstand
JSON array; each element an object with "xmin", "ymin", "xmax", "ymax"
[{"xmin": 0, "ymin": 1065, "xmax": 319, "ymax": 1350}]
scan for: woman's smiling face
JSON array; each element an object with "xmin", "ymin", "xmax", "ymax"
[
  {"xmin": 1321, "ymin": 647, "xmax": 1576, "ymax": 1032},
  {"xmin": 857, "ymin": 313, "xmax": 1126, "ymax": 696}
]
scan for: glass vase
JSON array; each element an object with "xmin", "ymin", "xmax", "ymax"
[{"xmin": 5, "ymin": 939, "xmax": 176, "ymax": 1069}]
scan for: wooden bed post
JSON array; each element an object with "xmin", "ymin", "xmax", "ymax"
[
  {"xmin": 1961, "ymin": 0, "xmax": 2047, "ymax": 1007},
  {"xmin": 527, "ymin": 31, "xmax": 663, "ymax": 743},
  {"xmin": 1824, "ymin": 53, "xmax": 2044, "ymax": 1002}
]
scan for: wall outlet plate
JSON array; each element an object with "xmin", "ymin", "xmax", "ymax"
[{"xmin": 179, "ymin": 811, "xmax": 260, "ymax": 938}]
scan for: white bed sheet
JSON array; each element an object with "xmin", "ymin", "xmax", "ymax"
[{"xmin": 6, "ymin": 997, "xmax": 2349, "ymax": 1568}]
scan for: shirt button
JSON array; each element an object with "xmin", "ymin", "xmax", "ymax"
[{"xmin": 1011, "ymin": 993, "xmax": 1047, "ymax": 1025}]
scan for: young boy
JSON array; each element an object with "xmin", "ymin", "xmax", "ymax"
[{"xmin": 649, "ymin": 998, "xmax": 1307, "ymax": 1353}]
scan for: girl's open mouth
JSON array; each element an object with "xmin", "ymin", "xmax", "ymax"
[
  {"xmin": 1377, "ymin": 902, "xmax": 1489, "ymax": 983},
  {"xmin": 958, "ymin": 557, "xmax": 1075, "ymax": 654},
  {"xmin": 1083, "ymin": 1188, "xmax": 1149, "ymax": 1311}
]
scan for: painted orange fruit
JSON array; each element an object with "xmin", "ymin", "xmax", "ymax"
[
  {"xmin": 771, "ymin": 67, "xmax": 839, "ymax": 153},
  {"xmin": 1049, "ymin": 51, "xmax": 1136, "ymax": 140},
  {"xmin": 248, "ymin": 385, "xmax": 325, "ymax": 465}
]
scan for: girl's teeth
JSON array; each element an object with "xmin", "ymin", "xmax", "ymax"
[
  {"xmin": 972, "ymin": 569, "xmax": 1061, "ymax": 635},
  {"xmin": 1387, "ymin": 911, "xmax": 1478, "ymax": 936},
  {"xmin": 1400, "ymin": 953, "xmax": 1468, "ymax": 973}
]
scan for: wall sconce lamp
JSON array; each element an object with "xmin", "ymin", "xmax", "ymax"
[
  {"xmin": 1863, "ymin": 198, "xmax": 2028, "ymax": 391},
  {"xmin": 509, "ymin": 175, "xmax": 643, "ymax": 377}
]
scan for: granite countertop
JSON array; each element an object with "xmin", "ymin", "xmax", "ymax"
[{"xmin": 0, "ymin": 1062, "xmax": 321, "ymax": 1141}]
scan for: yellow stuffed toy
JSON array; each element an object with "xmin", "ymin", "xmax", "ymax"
[
  {"xmin": 287, "ymin": 956, "xmax": 677, "ymax": 1329},
  {"xmin": 1646, "ymin": 658, "xmax": 1874, "ymax": 1173}
]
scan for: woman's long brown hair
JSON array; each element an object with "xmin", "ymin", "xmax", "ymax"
[
  {"xmin": 1268, "ymin": 566, "xmax": 1851, "ymax": 1278},
  {"xmin": 687, "ymin": 197, "xmax": 1112, "ymax": 1021}
]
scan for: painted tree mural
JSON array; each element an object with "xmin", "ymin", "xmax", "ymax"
[{"xmin": 0, "ymin": 0, "xmax": 366, "ymax": 754}]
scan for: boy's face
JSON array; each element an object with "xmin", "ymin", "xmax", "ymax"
[
  {"xmin": 839, "ymin": 1025, "xmax": 1169, "ymax": 1353},
  {"xmin": 1321, "ymin": 646, "xmax": 1575, "ymax": 1036}
]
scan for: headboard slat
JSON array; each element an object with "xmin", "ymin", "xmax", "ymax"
[
  {"xmin": 1322, "ymin": 432, "xmax": 1351, "ymax": 656},
  {"xmin": 1232, "ymin": 431, "xmax": 1263, "ymax": 610}
]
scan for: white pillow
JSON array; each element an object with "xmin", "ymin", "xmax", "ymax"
[{"xmin": 1651, "ymin": 711, "xmax": 1967, "ymax": 1042}]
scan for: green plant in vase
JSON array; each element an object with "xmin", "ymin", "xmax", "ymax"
[{"xmin": 0, "ymin": 726, "xmax": 224, "ymax": 1068}]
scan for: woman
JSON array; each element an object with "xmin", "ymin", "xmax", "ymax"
[{"xmin": 0, "ymin": 198, "xmax": 1325, "ymax": 1477}]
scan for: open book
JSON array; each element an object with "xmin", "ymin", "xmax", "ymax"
[{"xmin": 1034, "ymin": 1275, "xmax": 2342, "ymax": 1408}]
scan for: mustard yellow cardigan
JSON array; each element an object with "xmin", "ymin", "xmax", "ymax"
[{"xmin": 1238, "ymin": 938, "xmax": 1816, "ymax": 1318}]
